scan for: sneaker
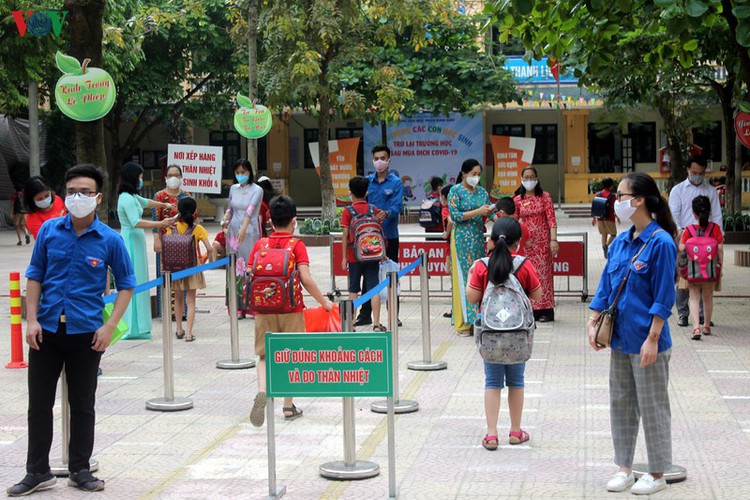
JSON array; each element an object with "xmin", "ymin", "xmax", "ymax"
[
  {"xmin": 250, "ymin": 391, "xmax": 267, "ymax": 427},
  {"xmin": 631, "ymin": 473, "xmax": 667, "ymax": 495},
  {"xmin": 68, "ymin": 469, "xmax": 104, "ymax": 492},
  {"xmin": 677, "ymin": 316, "xmax": 688, "ymax": 327},
  {"xmin": 7, "ymin": 472, "xmax": 56, "ymax": 496},
  {"xmin": 605, "ymin": 471, "xmax": 634, "ymax": 492},
  {"xmin": 354, "ymin": 316, "xmax": 372, "ymax": 327},
  {"xmin": 25, "ymin": 234, "xmax": 30, "ymax": 244}
]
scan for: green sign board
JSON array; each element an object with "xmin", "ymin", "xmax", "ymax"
[
  {"xmin": 54, "ymin": 51, "xmax": 116, "ymax": 122},
  {"xmin": 233, "ymin": 93, "xmax": 272, "ymax": 139},
  {"xmin": 265, "ymin": 332, "xmax": 393, "ymax": 398}
]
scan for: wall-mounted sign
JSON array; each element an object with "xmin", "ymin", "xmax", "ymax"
[
  {"xmin": 735, "ymin": 112, "xmax": 750, "ymax": 149},
  {"xmin": 12, "ymin": 10, "xmax": 67, "ymax": 37},
  {"xmin": 54, "ymin": 52, "xmax": 116, "ymax": 122},
  {"xmin": 504, "ymin": 56, "xmax": 577, "ymax": 85},
  {"xmin": 233, "ymin": 93, "xmax": 272, "ymax": 139}
]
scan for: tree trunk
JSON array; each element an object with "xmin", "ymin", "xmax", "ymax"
[
  {"xmin": 247, "ymin": 0, "xmax": 259, "ymax": 173},
  {"xmin": 735, "ymin": 137, "xmax": 743, "ymax": 212},
  {"xmin": 64, "ymin": 0, "xmax": 108, "ymax": 221},
  {"xmin": 658, "ymin": 102, "xmax": 687, "ymax": 190},
  {"xmin": 717, "ymin": 81, "xmax": 737, "ymax": 213},
  {"xmin": 318, "ymin": 93, "xmax": 335, "ymax": 221}
]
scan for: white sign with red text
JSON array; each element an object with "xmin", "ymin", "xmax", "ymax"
[{"xmin": 167, "ymin": 144, "xmax": 223, "ymax": 194}]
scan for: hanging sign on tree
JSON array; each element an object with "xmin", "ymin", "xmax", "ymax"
[
  {"xmin": 734, "ymin": 111, "xmax": 750, "ymax": 149},
  {"xmin": 54, "ymin": 51, "xmax": 116, "ymax": 122},
  {"xmin": 233, "ymin": 93, "xmax": 272, "ymax": 139}
]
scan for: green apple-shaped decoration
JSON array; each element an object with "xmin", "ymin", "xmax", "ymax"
[
  {"xmin": 54, "ymin": 51, "xmax": 116, "ymax": 122},
  {"xmin": 233, "ymin": 93, "xmax": 272, "ymax": 139}
]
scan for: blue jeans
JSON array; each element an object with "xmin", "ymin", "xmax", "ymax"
[{"xmin": 484, "ymin": 362, "xmax": 525, "ymax": 389}]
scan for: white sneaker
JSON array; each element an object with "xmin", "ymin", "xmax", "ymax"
[
  {"xmin": 631, "ymin": 473, "xmax": 667, "ymax": 495},
  {"xmin": 606, "ymin": 471, "xmax": 635, "ymax": 492}
]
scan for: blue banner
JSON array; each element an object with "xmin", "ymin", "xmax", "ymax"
[
  {"xmin": 504, "ymin": 56, "xmax": 577, "ymax": 85},
  {"xmin": 364, "ymin": 113, "xmax": 484, "ymax": 205}
]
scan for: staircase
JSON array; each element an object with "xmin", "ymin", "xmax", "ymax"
[{"xmin": 560, "ymin": 205, "xmax": 592, "ymax": 219}]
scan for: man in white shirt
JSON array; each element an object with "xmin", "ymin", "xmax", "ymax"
[{"xmin": 668, "ymin": 155, "xmax": 723, "ymax": 326}]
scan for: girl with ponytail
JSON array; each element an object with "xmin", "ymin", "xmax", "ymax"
[
  {"xmin": 168, "ymin": 197, "xmax": 215, "ymax": 342},
  {"xmin": 678, "ymin": 195, "xmax": 723, "ymax": 340},
  {"xmin": 466, "ymin": 217, "xmax": 541, "ymax": 451},
  {"xmin": 588, "ymin": 172, "xmax": 678, "ymax": 494}
]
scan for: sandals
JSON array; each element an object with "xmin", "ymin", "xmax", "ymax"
[
  {"xmin": 283, "ymin": 404, "xmax": 303, "ymax": 421},
  {"xmin": 482, "ymin": 435, "xmax": 498, "ymax": 451},
  {"xmin": 185, "ymin": 334, "xmax": 195, "ymax": 342},
  {"xmin": 250, "ymin": 391, "xmax": 267, "ymax": 427},
  {"xmin": 373, "ymin": 324, "xmax": 387, "ymax": 332},
  {"xmin": 457, "ymin": 329, "xmax": 473, "ymax": 337},
  {"xmin": 702, "ymin": 326, "xmax": 712, "ymax": 336},
  {"xmin": 175, "ymin": 330, "xmax": 185, "ymax": 339},
  {"xmin": 509, "ymin": 429, "xmax": 530, "ymax": 445},
  {"xmin": 691, "ymin": 327, "xmax": 702, "ymax": 341}
]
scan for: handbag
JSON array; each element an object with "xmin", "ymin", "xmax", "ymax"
[{"xmin": 593, "ymin": 230, "xmax": 663, "ymax": 348}]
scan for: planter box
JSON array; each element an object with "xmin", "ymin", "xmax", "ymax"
[
  {"xmin": 297, "ymin": 235, "xmax": 333, "ymax": 247},
  {"xmin": 724, "ymin": 231, "xmax": 750, "ymax": 244}
]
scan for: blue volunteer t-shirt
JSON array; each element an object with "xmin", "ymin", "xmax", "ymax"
[
  {"xmin": 366, "ymin": 171, "xmax": 403, "ymax": 239},
  {"xmin": 26, "ymin": 214, "xmax": 136, "ymax": 334}
]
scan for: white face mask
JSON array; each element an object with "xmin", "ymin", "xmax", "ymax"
[
  {"xmin": 165, "ymin": 177, "xmax": 182, "ymax": 189},
  {"xmin": 35, "ymin": 195, "xmax": 53, "ymax": 209},
  {"xmin": 65, "ymin": 193, "xmax": 99, "ymax": 219},
  {"xmin": 465, "ymin": 175, "xmax": 480, "ymax": 188},
  {"xmin": 522, "ymin": 180, "xmax": 538, "ymax": 191},
  {"xmin": 614, "ymin": 199, "xmax": 637, "ymax": 222}
]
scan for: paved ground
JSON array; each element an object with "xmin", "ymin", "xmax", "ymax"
[{"xmin": 0, "ymin": 213, "xmax": 749, "ymax": 499}]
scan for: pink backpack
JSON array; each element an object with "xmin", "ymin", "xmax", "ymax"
[{"xmin": 679, "ymin": 222, "xmax": 720, "ymax": 283}]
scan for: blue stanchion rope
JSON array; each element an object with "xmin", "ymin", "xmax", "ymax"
[
  {"xmin": 352, "ymin": 256, "xmax": 422, "ymax": 308},
  {"xmin": 102, "ymin": 256, "xmax": 230, "ymax": 304}
]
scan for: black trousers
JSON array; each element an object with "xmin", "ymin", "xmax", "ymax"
[
  {"xmin": 26, "ymin": 324, "xmax": 102, "ymax": 473},
  {"xmin": 359, "ymin": 238, "xmax": 400, "ymax": 320}
]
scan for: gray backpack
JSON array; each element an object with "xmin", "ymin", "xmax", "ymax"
[{"xmin": 474, "ymin": 255, "xmax": 535, "ymax": 364}]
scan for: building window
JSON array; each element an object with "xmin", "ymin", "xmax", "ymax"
[
  {"xmin": 303, "ymin": 129, "xmax": 319, "ymax": 169},
  {"xmin": 628, "ymin": 122, "xmax": 656, "ymax": 163},
  {"xmin": 531, "ymin": 124, "xmax": 558, "ymax": 164},
  {"xmin": 209, "ymin": 130, "xmax": 242, "ymax": 179},
  {"xmin": 588, "ymin": 123, "xmax": 621, "ymax": 173},
  {"xmin": 335, "ymin": 127, "xmax": 364, "ymax": 175},
  {"xmin": 692, "ymin": 121, "xmax": 722, "ymax": 162},
  {"xmin": 492, "ymin": 124, "xmax": 525, "ymax": 137}
]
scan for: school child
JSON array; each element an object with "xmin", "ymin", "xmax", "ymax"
[
  {"xmin": 466, "ymin": 217, "xmax": 541, "ymax": 450},
  {"xmin": 494, "ymin": 196, "xmax": 530, "ymax": 254},
  {"xmin": 591, "ymin": 177, "xmax": 618, "ymax": 258},
  {"xmin": 341, "ymin": 176, "xmax": 384, "ymax": 330},
  {"xmin": 10, "ymin": 184, "xmax": 31, "ymax": 246},
  {"xmin": 248, "ymin": 195, "xmax": 333, "ymax": 426},
  {"xmin": 679, "ymin": 195, "xmax": 723, "ymax": 340},
  {"xmin": 167, "ymin": 197, "xmax": 215, "ymax": 342}
]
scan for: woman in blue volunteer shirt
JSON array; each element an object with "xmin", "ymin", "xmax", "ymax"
[{"xmin": 587, "ymin": 172, "xmax": 677, "ymax": 496}]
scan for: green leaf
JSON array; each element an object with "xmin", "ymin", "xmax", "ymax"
[
  {"xmin": 513, "ymin": 0, "xmax": 534, "ymax": 16},
  {"xmin": 733, "ymin": 6, "xmax": 750, "ymax": 19},
  {"xmin": 739, "ymin": 100, "xmax": 750, "ymax": 113},
  {"xmin": 682, "ymin": 39, "xmax": 698, "ymax": 51},
  {"xmin": 685, "ymin": 0, "xmax": 709, "ymax": 17},
  {"xmin": 737, "ymin": 21, "xmax": 750, "ymax": 47},
  {"xmin": 236, "ymin": 92, "xmax": 254, "ymax": 109},
  {"xmin": 55, "ymin": 52, "xmax": 82, "ymax": 75},
  {"xmin": 654, "ymin": 0, "xmax": 675, "ymax": 8}
]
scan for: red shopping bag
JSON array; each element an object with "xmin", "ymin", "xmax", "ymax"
[{"xmin": 304, "ymin": 304, "xmax": 342, "ymax": 332}]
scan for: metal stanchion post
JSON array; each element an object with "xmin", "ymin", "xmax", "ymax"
[
  {"xmin": 266, "ymin": 397, "xmax": 286, "ymax": 498},
  {"xmin": 372, "ymin": 272, "xmax": 418, "ymax": 414},
  {"xmin": 408, "ymin": 251, "xmax": 447, "ymax": 371},
  {"xmin": 320, "ymin": 300, "xmax": 379, "ymax": 479},
  {"xmin": 50, "ymin": 370, "xmax": 99, "ymax": 477},
  {"xmin": 217, "ymin": 253, "xmax": 255, "ymax": 369},
  {"xmin": 146, "ymin": 271, "xmax": 193, "ymax": 411}
]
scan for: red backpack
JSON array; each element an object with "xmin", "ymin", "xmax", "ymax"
[
  {"xmin": 346, "ymin": 205, "xmax": 386, "ymax": 262},
  {"xmin": 162, "ymin": 226, "xmax": 197, "ymax": 272},
  {"xmin": 679, "ymin": 222, "xmax": 721, "ymax": 283},
  {"xmin": 247, "ymin": 237, "xmax": 300, "ymax": 313}
]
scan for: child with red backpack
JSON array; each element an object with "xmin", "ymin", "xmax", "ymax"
[
  {"xmin": 247, "ymin": 195, "xmax": 333, "ymax": 427},
  {"xmin": 678, "ymin": 195, "xmax": 723, "ymax": 340},
  {"xmin": 163, "ymin": 197, "xmax": 214, "ymax": 342},
  {"xmin": 341, "ymin": 176, "xmax": 385, "ymax": 330}
]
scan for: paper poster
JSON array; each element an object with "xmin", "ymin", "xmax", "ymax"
[
  {"xmin": 166, "ymin": 144, "xmax": 223, "ymax": 194},
  {"xmin": 364, "ymin": 113, "xmax": 484, "ymax": 205},
  {"xmin": 489, "ymin": 135, "xmax": 536, "ymax": 200},
  {"xmin": 308, "ymin": 137, "xmax": 359, "ymax": 204}
]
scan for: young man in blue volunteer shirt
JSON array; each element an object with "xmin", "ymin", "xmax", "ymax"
[
  {"xmin": 356, "ymin": 144, "xmax": 404, "ymax": 326},
  {"xmin": 7, "ymin": 165, "xmax": 135, "ymax": 497}
]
